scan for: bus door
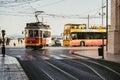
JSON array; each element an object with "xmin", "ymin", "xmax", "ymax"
[{"xmin": 63, "ymin": 34, "xmax": 70, "ymax": 46}]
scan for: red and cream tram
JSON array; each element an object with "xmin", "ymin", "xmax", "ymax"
[{"xmin": 24, "ymin": 22, "xmax": 51, "ymax": 49}]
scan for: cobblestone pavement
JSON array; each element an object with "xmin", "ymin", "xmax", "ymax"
[{"xmin": 0, "ymin": 55, "xmax": 28, "ymax": 80}]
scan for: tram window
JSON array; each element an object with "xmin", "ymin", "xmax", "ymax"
[
  {"xmin": 29, "ymin": 30, "xmax": 33, "ymax": 37},
  {"xmin": 39, "ymin": 31, "xmax": 42, "ymax": 37},
  {"xmin": 34, "ymin": 30, "xmax": 39, "ymax": 37},
  {"xmin": 43, "ymin": 32, "xmax": 46, "ymax": 38},
  {"xmin": 25, "ymin": 30, "xmax": 28, "ymax": 37},
  {"xmin": 46, "ymin": 31, "xmax": 51, "ymax": 37},
  {"xmin": 43, "ymin": 31, "xmax": 51, "ymax": 38}
]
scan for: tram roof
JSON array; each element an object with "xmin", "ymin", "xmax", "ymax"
[{"xmin": 25, "ymin": 22, "xmax": 50, "ymax": 29}]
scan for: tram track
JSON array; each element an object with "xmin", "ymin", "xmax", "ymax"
[
  {"xmin": 76, "ymin": 59, "xmax": 120, "ymax": 80},
  {"xmin": 26, "ymin": 50, "xmax": 103, "ymax": 80},
  {"xmin": 72, "ymin": 52, "xmax": 120, "ymax": 73},
  {"xmin": 44, "ymin": 50, "xmax": 103, "ymax": 80},
  {"xmin": 81, "ymin": 59, "xmax": 120, "ymax": 76},
  {"xmin": 37, "ymin": 52, "xmax": 79, "ymax": 80},
  {"xmin": 88, "ymin": 59, "xmax": 120, "ymax": 73},
  {"xmin": 50, "ymin": 50, "xmax": 120, "ymax": 80},
  {"xmin": 71, "ymin": 52, "xmax": 120, "ymax": 75},
  {"xmin": 35, "ymin": 60, "xmax": 77, "ymax": 80},
  {"xmin": 19, "ymin": 50, "xmax": 80, "ymax": 80},
  {"xmin": 17, "ymin": 49, "xmax": 120, "ymax": 80},
  {"xmin": 51, "ymin": 54, "xmax": 105, "ymax": 80}
]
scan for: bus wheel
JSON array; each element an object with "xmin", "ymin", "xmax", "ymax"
[{"xmin": 80, "ymin": 41, "xmax": 85, "ymax": 46}]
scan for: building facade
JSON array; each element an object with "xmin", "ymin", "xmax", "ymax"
[{"xmin": 108, "ymin": 0, "xmax": 120, "ymax": 54}]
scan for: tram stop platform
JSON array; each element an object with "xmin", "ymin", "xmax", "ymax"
[
  {"xmin": 0, "ymin": 54, "xmax": 28, "ymax": 80},
  {"xmin": 73, "ymin": 49, "xmax": 120, "ymax": 63}
]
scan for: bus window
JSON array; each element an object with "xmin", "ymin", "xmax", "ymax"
[
  {"xmin": 29, "ymin": 30, "xmax": 33, "ymax": 37},
  {"xmin": 34, "ymin": 30, "xmax": 39, "ymax": 37},
  {"xmin": 63, "ymin": 35, "xmax": 69, "ymax": 40},
  {"xmin": 71, "ymin": 33, "xmax": 77, "ymax": 40}
]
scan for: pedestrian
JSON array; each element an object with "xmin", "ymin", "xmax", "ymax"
[
  {"xmin": 6, "ymin": 37, "xmax": 10, "ymax": 45},
  {"xmin": 13, "ymin": 43, "xmax": 16, "ymax": 46},
  {"xmin": 0, "ymin": 38, "xmax": 2, "ymax": 46},
  {"xmin": 21, "ymin": 39, "xmax": 23, "ymax": 44}
]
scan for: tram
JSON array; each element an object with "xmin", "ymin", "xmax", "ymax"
[{"xmin": 24, "ymin": 22, "xmax": 51, "ymax": 49}]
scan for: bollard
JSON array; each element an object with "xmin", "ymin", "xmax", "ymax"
[
  {"xmin": 13, "ymin": 43, "xmax": 16, "ymax": 46},
  {"xmin": 1, "ymin": 30, "xmax": 6, "ymax": 57},
  {"xmin": 98, "ymin": 45, "xmax": 104, "ymax": 59},
  {"xmin": 2, "ymin": 45, "xmax": 5, "ymax": 57}
]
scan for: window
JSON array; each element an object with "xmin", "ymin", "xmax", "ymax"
[
  {"xmin": 43, "ymin": 31, "xmax": 51, "ymax": 38},
  {"xmin": 29, "ymin": 30, "xmax": 33, "ymax": 37},
  {"xmin": 25, "ymin": 30, "xmax": 28, "ymax": 37},
  {"xmin": 71, "ymin": 33, "xmax": 77, "ymax": 40},
  {"xmin": 34, "ymin": 30, "xmax": 39, "ymax": 37},
  {"xmin": 40, "ymin": 31, "xmax": 42, "ymax": 37},
  {"xmin": 28, "ymin": 30, "xmax": 40, "ymax": 37}
]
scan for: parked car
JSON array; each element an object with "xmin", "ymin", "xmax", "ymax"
[{"xmin": 55, "ymin": 39, "xmax": 61, "ymax": 46}]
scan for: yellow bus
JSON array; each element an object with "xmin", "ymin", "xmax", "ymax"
[{"xmin": 62, "ymin": 23, "xmax": 106, "ymax": 46}]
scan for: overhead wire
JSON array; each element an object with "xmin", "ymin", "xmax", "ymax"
[
  {"xmin": 93, "ymin": 1, "xmax": 106, "ymax": 16},
  {"xmin": 0, "ymin": 0, "xmax": 110, "ymax": 20},
  {"xmin": 37, "ymin": 0, "xmax": 65, "ymax": 8},
  {"xmin": 0, "ymin": 0, "xmax": 42, "ymax": 9}
]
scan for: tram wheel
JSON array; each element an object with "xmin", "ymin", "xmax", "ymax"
[
  {"xmin": 25, "ymin": 46, "xmax": 28, "ymax": 48},
  {"xmin": 39, "ymin": 45, "xmax": 43, "ymax": 48}
]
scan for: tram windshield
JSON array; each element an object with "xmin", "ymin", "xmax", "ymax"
[
  {"xmin": 26, "ymin": 30, "xmax": 51, "ymax": 38},
  {"xmin": 28, "ymin": 30, "xmax": 39, "ymax": 38}
]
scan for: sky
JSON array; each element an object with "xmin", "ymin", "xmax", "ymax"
[{"xmin": 0, "ymin": 0, "xmax": 111, "ymax": 36}]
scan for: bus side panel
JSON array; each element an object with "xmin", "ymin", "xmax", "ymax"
[
  {"xmin": 85, "ymin": 39, "xmax": 106, "ymax": 46},
  {"xmin": 70, "ymin": 40, "xmax": 80, "ymax": 46},
  {"xmin": 63, "ymin": 40, "xmax": 70, "ymax": 46},
  {"xmin": 70, "ymin": 39, "xmax": 107, "ymax": 46}
]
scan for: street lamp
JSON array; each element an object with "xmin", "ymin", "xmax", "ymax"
[{"xmin": 1, "ymin": 30, "xmax": 5, "ymax": 57}]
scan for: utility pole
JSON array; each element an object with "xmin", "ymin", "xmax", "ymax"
[
  {"xmin": 102, "ymin": 0, "xmax": 104, "ymax": 27},
  {"xmin": 102, "ymin": 0, "xmax": 104, "ymax": 59},
  {"xmin": 98, "ymin": 0, "xmax": 105, "ymax": 59},
  {"xmin": 106, "ymin": 0, "xmax": 108, "ymax": 51},
  {"xmin": 88, "ymin": 14, "xmax": 90, "ymax": 29}
]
